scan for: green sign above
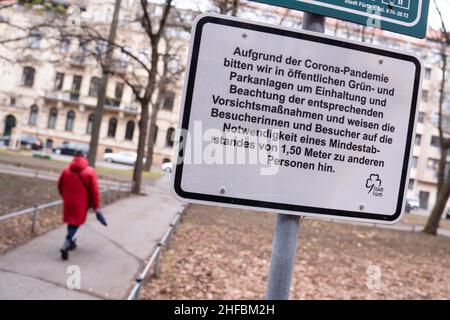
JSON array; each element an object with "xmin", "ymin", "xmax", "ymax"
[{"xmin": 250, "ymin": 0, "xmax": 430, "ymax": 38}]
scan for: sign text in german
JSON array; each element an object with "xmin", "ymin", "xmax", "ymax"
[{"xmin": 172, "ymin": 14, "xmax": 422, "ymax": 223}]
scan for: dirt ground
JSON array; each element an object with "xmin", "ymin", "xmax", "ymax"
[
  {"xmin": 0, "ymin": 173, "xmax": 60, "ymax": 214},
  {"xmin": 141, "ymin": 205, "xmax": 450, "ymax": 300}
]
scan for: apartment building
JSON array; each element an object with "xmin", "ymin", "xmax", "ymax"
[{"xmin": 0, "ymin": 0, "xmax": 191, "ymax": 165}]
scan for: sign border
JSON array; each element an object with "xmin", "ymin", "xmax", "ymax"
[
  {"xmin": 172, "ymin": 14, "xmax": 422, "ymax": 224},
  {"xmin": 250, "ymin": 0, "xmax": 430, "ymax": 38},
  {"xmin": 281, "ymin": 0, "xmax": 424, "ymax": 26}
]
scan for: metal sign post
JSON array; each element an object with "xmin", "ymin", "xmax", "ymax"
[{"xmin": 265, "ymin": 12, "xmax": 325, "ymax": 301}]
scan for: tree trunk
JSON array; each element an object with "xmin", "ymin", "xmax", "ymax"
[
  {"xmin": 424, "ymin": 38, "xmax": 449, "ymax": 234},
  {"xmin": 88, "ymin": 0, "xmax": 122, "ymax": 167},
  {"xmin": 231, "ymin": 0, "xmax": 239, "ymax": 16},
  {"xmin": 424, "ymin": 177, "xmax": 450, "ymax": 235},
  {"xmin": 132, "ymin": 35, "xmax": 158, "ymax": 191},
  {"xmin": 132, "ymin": 97, "xmax": 150, "ymax": 194},
  {"xmin": 144, "ymin": 103, "xmax": 159, "ymax": 171}
]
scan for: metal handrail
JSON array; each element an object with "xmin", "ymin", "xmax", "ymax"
[
  {"xmin": 0, "ymin": 183, "xmax": 132, "ymax": 229},
  {"xmin": 127, "ymin": 205, "xmax": 187, "ymax": 300}
]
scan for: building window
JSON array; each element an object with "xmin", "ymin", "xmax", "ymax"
[
  {"xmin": 21, "ymin": 66, "xmax": 35, "ymax": 87},
  {"xmin": 3, "ymin": 115, "xmax": 16, "ymax": 136},
  {"xmin": 48, "ymin": 108, "xmax": 57, "ymax": 129},
  {"xmin": 65, "ymin": 111, "xmax": 75, "ymax": 131},
  {"xmin": 96, "ymin": 40, "xmax": 107, "ymax": 56},
  {"xmin": 411, "ymin": 156, "xmax": 418, "ymax": 168},
  {"xmin": 45, "ymin": 139, "xmax": 53, "ymax": 149},
  {"xmin": 107, "ymin": 118, "xmax": 117, "ymax": 138},
  {"xmin": 427, "ymin": 158, "xmax": 439, "ymax": 170},
  {"xmin": 424, "ymin": 68, "xmax": 431, "ymax": 80},
  {"xmin": 166, "ymin": 127, "xmax": 175, "ymax": 147},
  {"xmin": 431, "ymin": 135, "xmax": 440, "ymax": 147},
  {"xmin": 54, "ymin": 72, "xmax": 64, "ymax": 91},
  {"xmin": 415, "ymin": 134, "xmax": 422, "ymax": 146},
  {"xmin": 10, "ymin": 97, "xmax": 16, "ymax": 106},
  {"xmin": 86, "ymin": 113, "xmax": 94, "ymax": 135},
  {"xmin": 70, "ymin": 75, "xmax": 82, "ymax": 100},
  {"xmin": 418, "ymin": 112, "xmax": 425, "ymax": 123},
  {"xmin": 28, "ymin": 31, "xmax": 41, "ymax": 49},
  {"xmin": 88, "ymin": 77, "xmax": 101, "ymax": 97},
  {"xmin": 422, "ymin": 90, "xmax": 429, "ymax": 102},
  {"xmin": 125, "ymin": 120, "xmax": 135, "ymax": 140},
  {"xmin": 113, "ymin": 82, "xmax": 124, "ymax": 107},
  {"xmin": 119, "ymin": 47, "xmax": 130, "ymax": 68},
  {"xmin": 28, "ymin": 105, "xmax": 39, "ymax": 126},
  {"xmin": 133, "ymin": 86, "xmax": 142, "ymax": 101},
  {"xmin": 60, "ymin": 37, "xmax": 70, "ymax": 53},
  {"xmin": 139, "ymin": 49, "xmax": 150, "ymax": 65},
  {"xmin": 159, "ymin": 91, "xmax": 175, "ymax": 111},
  {"xmin": 419, "ymin": 191, "xmax": 430, "ymax": 209},
  {"xmin": 408, "ymin": 179, "xmax": 414, "ymax": 190}
]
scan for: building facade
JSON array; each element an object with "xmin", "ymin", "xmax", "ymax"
[{"xmin": 0, "ymin": 0, "xmax": 190, "ymax": 165}]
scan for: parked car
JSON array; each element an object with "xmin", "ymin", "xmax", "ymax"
[
  {"xmin": 161, "ymin": 161, "xmax": 173, "ymax": 173},
  {"xmin": 53, "ymin": 142, "xmax": 89, "ymax": 157},
  {"xmin": 405, "ymin": 198, "xmax": 421, "ymax": 213},
  {"xmin": 103, "ymin": 151, "xmax": 137, "ymax": 165},
  {"xmin": 0, "ymin": 135, "xmax": 43, "ymax": 150}
]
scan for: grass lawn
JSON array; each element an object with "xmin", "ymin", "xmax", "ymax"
[
  {"xmin": 0, "ymin": 149, "xmax": 163, "ymax": 182},
  {"xmin": 402, "ymin": 213, "xmax": 450, "ymax": 231},
  {"xmin": 142, "ymin": 205, "xmax": 450, "ymax": 300}
]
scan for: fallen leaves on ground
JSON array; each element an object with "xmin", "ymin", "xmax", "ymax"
[{"xmin": 141, "ymin": 205, "xmax": 450, "ymax": 300}]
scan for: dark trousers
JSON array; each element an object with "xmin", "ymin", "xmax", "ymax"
[{"xmin": 66, "ymin": 224, "xmax": 79, "ymax": 242}]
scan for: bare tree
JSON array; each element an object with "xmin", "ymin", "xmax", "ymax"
[
  {"xmin": 88, "ymin": 0, "xmax": 122, "ymax": 167},
  {"xmin": 423, "ymin": 0, "xmax": 450, "ymax": 235},
  {"xmin": 0, "ymin": 0, "xmax": 186, "ymax": 194},
  {"xmin": 75, "ymin": 0, "xmax": 186, "ymax": 193},
  {"xmin": 121, "ymin": 0, "xmax": 173, "ymax": 193},
  {"xmin": 211, "ymin": 0, "xmax": 240, "ymax": 16},
  {"xmin": 143, "ymin": 31, "xmax": 185, "ymax": 171}
]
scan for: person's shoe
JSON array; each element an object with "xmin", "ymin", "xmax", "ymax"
[
  {"xmin": 60, "ymin": 248, "xmax": 69, "ymax": 260},
  {"xmin": 68, "ymin": 240, "xmax": 77, "ymax": 251}
]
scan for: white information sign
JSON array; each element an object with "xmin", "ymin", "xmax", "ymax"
[{"xmin": 172, "ymin": 14, "xmax": 422, "ymax": 224}]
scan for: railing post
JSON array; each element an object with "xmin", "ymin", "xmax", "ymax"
[
  {"xmin": 154, "ymin": 248, "xmax": 161, "ymax": 279},
  {"xmin": 31, "ymin": 205, "xmax": 38, "ymax": 233},
  {"xmin": 134, "ymin": 278, "xmax": 142, "ymax": 300},
  {"xmin": 167, "ymin": 229, "xmax": 173, "ymax": 250},
  {"xmin": 105, "ymin": 186, "xmax": 110, "ymax": 204}
]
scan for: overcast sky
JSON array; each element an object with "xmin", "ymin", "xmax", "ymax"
[{"xmin": 429, "ymin": 0, "xmax": 450, "ymax": 29}]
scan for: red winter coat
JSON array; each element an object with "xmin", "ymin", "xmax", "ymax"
[{"xmin": 58, "ymin": 156, "xmax": 100, "ymax": 226}]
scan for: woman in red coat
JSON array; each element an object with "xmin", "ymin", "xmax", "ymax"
[{"xmin": 58, "ymin": 151, "xmax": 100, "ymax": 260}]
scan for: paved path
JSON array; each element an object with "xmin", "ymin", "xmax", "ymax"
[{"xmin": 0, "ymin": 175, "xmax": 184, "ymax": 299}]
